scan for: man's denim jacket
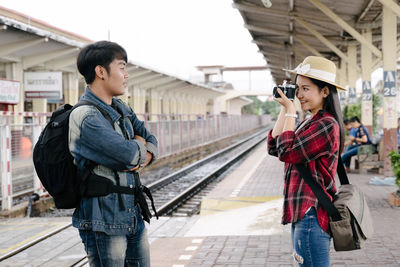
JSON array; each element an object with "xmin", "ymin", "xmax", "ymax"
[{"xmin": 68, "ymin": 87, "xmax": 158, "ymax": 235}]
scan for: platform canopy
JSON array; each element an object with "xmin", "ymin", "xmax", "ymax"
[
  {"xmin": 233, "ymin": 0, "xmax": 400, "ymax": 84},
  {"xmin": 0, "ymin": 6, "xmax": 224, "ymax": 97}
]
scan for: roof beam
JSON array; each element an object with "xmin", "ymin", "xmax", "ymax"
[
  {"xmin": 232, "ymin": 2, "xmax": 332, "ymax": 23},
  {"xmin": 22, "ymin": 47, "xmax": 79, "ymax": 69},
  {"xmin": 378, "ymin": 0, "xmax": 400, "ymax": 17},
  {"xmin": 138, "ymin": 77, "xmax": 176, "ymax": 89},
  {"xmin": 308, "ymin": 0, "xmax": 382, "ymax": 58},
  {"xmin": 252, "ymin": 39, "xmax": 287, "ymax": 50},
  {"xmin": 0, "ymin": 37, "xmax": 48, "ymax": 58},
  {"xmin": 131, "ymin": 74, "xmax": 164, "ymax": 85},
  {"xmin": 127, "ymin": 70, "xmax": 153, "ymax": 80},
  {"xmin": 296, "ymin": 36, "xmax": 323, "ymax": 57},
  {"xmin": 45, "ymin": 56, "xmax": 77, "ymax": 70},
  {"xmin": 152, "ymin": 80, "xmax": 186, "ymax": 92},
  {"xmin": 295, "ymin": 18, "xmax": 361, "ymax": 72},
  {"xmin": 244, "ymin": 24, "xmax": 289, "ymax": 36}
]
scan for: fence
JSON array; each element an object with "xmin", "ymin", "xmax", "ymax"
[{"xmin": 0, "ymin": 111, "xmax": 270, "ymax": 211}]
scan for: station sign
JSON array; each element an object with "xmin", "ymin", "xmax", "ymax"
[
  {"xmin": 348, "ymin": 87, "xmax": 357, "ymax": 104},
  {"xmin": 24, "ymin": 72, "xmax": 62, "ymax": 99},
  {"xmin": 0, "ymin": 78, "xmax": 20, "ymax": 104},
  {"xmin": 383, "ymin": 71, "xmax": 396, "ymax": 97}
]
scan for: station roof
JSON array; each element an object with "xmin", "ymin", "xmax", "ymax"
[
  {"xmin": 0, "ymin": 5, "xmax": 224, "ymax": 97},
  {"xmin": 232, "ymin": 0, "xmax": 400, "ymax": 84}
]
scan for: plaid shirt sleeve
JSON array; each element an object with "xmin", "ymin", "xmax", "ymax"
[
  {"xmin": 267, "ymin": 129, "xmax": 279, "ymax": 157},
  {"xmin": 276, "ymin": 117, "xmax": 338, "ymax": 164}
]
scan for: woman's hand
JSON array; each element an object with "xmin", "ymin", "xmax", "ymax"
[{"xmin": 274, "ymin": 88, "xmax": 296, "ymax": 112}]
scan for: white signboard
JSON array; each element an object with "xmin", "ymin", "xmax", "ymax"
[
  {"xmin": 24, "ymin": 72, "xmax": 62, "ymax": 99},
  {"xmin": 0, "ymin": 79, "xmax": 20, "ymax": 104}
]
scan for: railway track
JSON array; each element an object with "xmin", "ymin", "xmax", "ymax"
[
  {"xmin": 148, "ymin": 128, "xmax": 269, "ymax": 217},
  {"xmin": 0, "ymin": 127, "xmax": 270, "ymax": 266}
]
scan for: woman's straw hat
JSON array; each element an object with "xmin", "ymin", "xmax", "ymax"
[{"xmin": 283, "ymin": 56, "xmax": 346, "ymax": 91}]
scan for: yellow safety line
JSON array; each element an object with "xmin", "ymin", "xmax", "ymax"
[{"xmin": 0, "ymin": 222, "xmax": 68, "ymax": 254}]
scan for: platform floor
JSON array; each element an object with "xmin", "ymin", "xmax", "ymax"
[{"xmin": 1, "ymin": 140, "xmax": 400, "ymax": 266}]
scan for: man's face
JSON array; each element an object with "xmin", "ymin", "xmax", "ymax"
[
  {"xmin": 103, "ymin": 58, "xmax": 128, "ymax": 96},
  {"xmin": 351, "ymin": 121, "xmax": 360, "ymax": 128},
  {"xmin": 345, "ymin": 124, "xmax": 352, "ymax": 131}
]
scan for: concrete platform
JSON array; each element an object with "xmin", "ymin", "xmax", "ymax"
[{"xmin": 1, "ymin": 140, "xmax": 400, "ymax": 266}]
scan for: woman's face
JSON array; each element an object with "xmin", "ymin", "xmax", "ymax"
[{"xmin": 295, "ymin": 75, "xmax": 328, "ymax": 115}]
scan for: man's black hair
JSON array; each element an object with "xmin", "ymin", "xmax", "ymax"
[
  {"xmin": 344, "ymin": 119, "xmax": 350, "ymax": 125},
  {"xmin": 77, "ymin": 41, "xmax": 128, "ymax": 84},
  {"xmin": 350, "ymin": 116, "xmax": 360, "ymax": 123}
]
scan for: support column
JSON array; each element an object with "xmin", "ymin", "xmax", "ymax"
[
  {"xmin": 150, "ymin": 90, "xmax": 161, "ymax": 121},
  {"xmin": 5, "ymin": 63, "xmax": 24, "ymax": 112},
  {"xmin": 63, "ymin": 72, "xmax": 79, "ymax": 105},
  {"xmin": 361, "ymin": 29, "xmax": 373, "ymax": 134},
  {"xmin": 337, "ymin": 61, "xmax": 347, "ymax": 107},
  {"xmin": 347, "ymin": 45, "xmax": 357, "ymax": 105},
  {"xmin": 5, "ymin": 63, "xmax": 24, "ymax": 159},
  {"xmin": 32, "ymin": 99, "xmax": 47, "ymax": 112},
  {"xmin": 382, "ymin": 5, "xmax": 398, "ymax": 176}
]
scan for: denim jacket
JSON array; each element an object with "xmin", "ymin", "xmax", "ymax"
[{"xmin": 68, "ymin": 87, "xmax": 158, "ymax": 235}]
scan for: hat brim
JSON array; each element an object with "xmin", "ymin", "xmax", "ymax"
[{"xmin": 283, "ymin": 68, "xmax": 346, "ymax": 91}]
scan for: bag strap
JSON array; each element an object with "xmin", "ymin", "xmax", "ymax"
[
  {"xmin": 73, "ymin": 100, "xmax": 114, "ymax": 128},
  {"xmin": 294, "ymin": 158, "xmax": 349, "ymax": 222},
  {"xmin": 134, "ymin": 173, "xmax": 159, "ymax": 219}
]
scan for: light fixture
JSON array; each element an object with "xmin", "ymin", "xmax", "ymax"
[{"xmin": 261, "ymin": 0, "xmax": 272, "ymax": 8}]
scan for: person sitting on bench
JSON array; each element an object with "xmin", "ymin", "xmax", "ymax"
[
  {"xmin": 341, "ymin": 116, "xmax": 372, "ymax": 172},
  {"xmin": 343, "ymin": 119, "xmax": 358, "ymax": 153}
]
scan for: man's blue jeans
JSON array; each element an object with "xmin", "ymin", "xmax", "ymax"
[
  {"xmin": 342, "ymin": 146, "xmax": 359, "ymax": 167},
  {"xmin": 79, "ymin": 219, "xmax": 150, "ymax": 267},
  {"xmin": 291, "ymin": 208, "xmax": 331, "ymax": 267}
]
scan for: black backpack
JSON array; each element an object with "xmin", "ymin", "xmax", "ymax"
[{"xmin": 33, "ymin": 100, "xmax": 158, "ymax": 222}]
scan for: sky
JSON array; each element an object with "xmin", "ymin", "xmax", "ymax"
[{"xmin": 0, "ymin": 0, "xmax": 274, "ymax": 94}]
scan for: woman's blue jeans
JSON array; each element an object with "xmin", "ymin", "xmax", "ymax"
[
  {"xmin": 79, "ymin": 220, "xmax": 150, "ymax": 267},
  {"xmin": 291, "ymin": 208, "xmax": 331, "ymax": 267}
]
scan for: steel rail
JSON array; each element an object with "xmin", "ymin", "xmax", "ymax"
[{"xmin": 156, "ymin": 126, "xmax": 271, "ymax": 216}]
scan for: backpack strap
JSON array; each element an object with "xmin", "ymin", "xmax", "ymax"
[
  {"xmin": 294, "ymin": 158, "xmax": 349, "ymax": 222},
  {"xmin": 73, "ymin": 100, "xmax": 114, "ymax": 129}
]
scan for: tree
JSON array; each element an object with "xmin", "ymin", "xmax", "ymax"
[
  {"xmin": 241, "ymin": 96, "xmax": 264, "ymax": 115},
  {"xmin": 262, "ymin": 100, "xmax": 281, "ymax": 119}
]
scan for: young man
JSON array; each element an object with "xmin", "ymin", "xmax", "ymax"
[
  {"xmin": 341, "ymin": 116, "xmax": 371, "ymax": 171},
  {"xmin": 69, "ymin": 41, "xmax": 158, "ymax": 266},
  {"xmin": 343, "ymin": 119, "xmax": 357, "ymax": 153}
]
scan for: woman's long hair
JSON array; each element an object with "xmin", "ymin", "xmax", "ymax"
[{"xmin": 296, "ymin": 75, "xmax": 345, "ymax": 154}]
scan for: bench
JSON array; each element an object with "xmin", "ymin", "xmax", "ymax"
[{"xmin": 358, "ymin": 140, "xmax": 384, "ymax": 174}]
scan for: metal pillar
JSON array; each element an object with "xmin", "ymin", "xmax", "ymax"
[
  {"xmin": 361, "ymin": 29, "xmax": 373, "ymax": 134},
  {"xmin": 382, "ymin": 5, "xmax": 398, "ymax": 176},
  {"xmin": 338, "ymin": 61, "xmax": 348, "ymax": 107},
  {"xmin": 347, "ymin": 45, "xmax": 358, "ymax": 105}
]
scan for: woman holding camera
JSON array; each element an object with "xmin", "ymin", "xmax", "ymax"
[{"xmin": 267, "ymin": 56, "xmax": 345, "ymax": 266}]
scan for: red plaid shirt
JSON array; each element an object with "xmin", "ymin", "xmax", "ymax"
[{"xmin": 267, "ymin": 110, "xmax": 339, "ymax": 232}]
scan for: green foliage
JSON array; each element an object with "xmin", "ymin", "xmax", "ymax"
[
  {"xmin": 262, "ymin": 100, "xmax": 281, "ymax": 119},
  {"xmin": 342, "ymin": 100, "xmax": 361, "ymax": 121},
  {"xmin": 241, "ymin": 96, "xmax": 264, "ymax": 115},
  {"xmin": 241, "ymin": 97, "xmax": 281, "ymax": 118},
  {"xmin": 389, "ymin": 151, "xmax": 400, "ymax": 190},
  {"xmin": 342, "ymin": 95, "xmax": 382, "ymax": 134}
]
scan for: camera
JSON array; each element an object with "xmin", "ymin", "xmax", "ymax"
[{"xmin": 273, "ymin": 83, "xmax": 296, "ymax": 100}]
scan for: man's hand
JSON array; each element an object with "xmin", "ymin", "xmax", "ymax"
[
  {"xmin": 142, "ymin": 152, "xmax": 153, "ymax": 168},
  {"xmin": 123, "ymin": 136, "xmax": 153, "ymax": 172},
  {"xmin": 134, "ymin": 135, "xmax": 146, "ymax": 144}
]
